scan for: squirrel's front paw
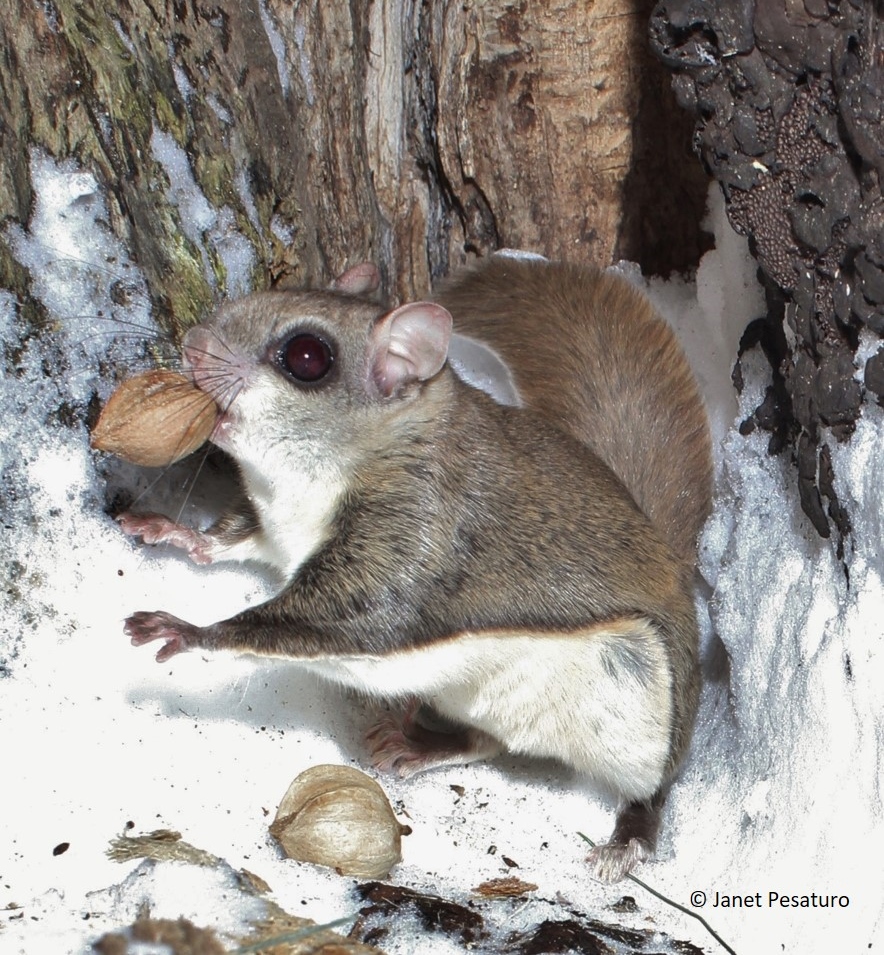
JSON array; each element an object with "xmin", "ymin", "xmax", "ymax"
[
  {"xmin": 117, "ymin": 512, "xmax": 215, "ymax": 564},
  {"xmin": 125, "ymin": 610, "xmax": 200, "ymax": 662}
]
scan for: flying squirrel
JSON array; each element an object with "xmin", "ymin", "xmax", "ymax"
[{"xmin": 120, "ymin": 254, "xmax": 713, "ymax": 882}]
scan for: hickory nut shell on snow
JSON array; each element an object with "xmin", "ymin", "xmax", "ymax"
[
  {"xmin": 91, "ymin": 370, "xmax": 219, "ymax": 467},
  {"xmin": 270, "ymin": 765, "xmax": 409, "ymax": 879}
]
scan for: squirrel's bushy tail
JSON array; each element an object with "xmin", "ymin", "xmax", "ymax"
[{"xmin": 437, "ymin": 258, "xmax": 713, "ymax": 563}]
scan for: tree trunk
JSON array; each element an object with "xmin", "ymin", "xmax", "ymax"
[{"xmin": 1, "ymin": 0, "xmax": 708, "ymax": 339}]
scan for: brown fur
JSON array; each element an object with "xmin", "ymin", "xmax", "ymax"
[{"xmin": 435, "ymin": 258, "xmax": 713, "ymax": 563}]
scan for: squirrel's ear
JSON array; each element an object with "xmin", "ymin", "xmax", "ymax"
[
  {"xmin": 330, "ymin": 262, "xmax": 381, "ymax": 296},
  {"xmin": 369, "ymin": 302, "xmax": 453, "ymax": 398}
]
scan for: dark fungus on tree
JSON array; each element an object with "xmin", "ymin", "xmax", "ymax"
[{"xmin": 650, "ymin": 0, "xmax": 884, "ymax": 554}]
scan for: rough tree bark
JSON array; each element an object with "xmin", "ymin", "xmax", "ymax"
[
  {"xmin": 1, "ymin": 0, "xmax": 708, "ymax": 340},
  {"xmin": 649, "ymin": 0, "xmax": 884, "ymax": 549}
]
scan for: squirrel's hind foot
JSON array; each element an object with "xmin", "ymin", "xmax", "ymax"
[{"xmin": 365, "ymin": 698, "xmax": 501, "ymax": 776}]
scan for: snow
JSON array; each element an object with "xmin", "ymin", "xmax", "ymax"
[
  {"xmin": 149, "ymin": 129, "xmax": 256, "ymax": 298},
  {"xmin": 258, "ymin": 0, "xmax": 292, "ymax": 100},
  {"xmin": 1, "ymin": 151, "xmax": 882, "ymax": 955}
]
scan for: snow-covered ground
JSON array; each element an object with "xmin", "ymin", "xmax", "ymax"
[{"xmin": 1, "ymin": 152, "xmax": 881, "ymax": 954}]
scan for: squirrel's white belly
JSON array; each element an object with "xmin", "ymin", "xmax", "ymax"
[{"xmin": 302, "ymin": 617, "xmax": 673, "ymax": 802}]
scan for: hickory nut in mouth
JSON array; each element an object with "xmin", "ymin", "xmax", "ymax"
[
  {"xmin": 270, "ymin": 765, "xmax": 410, "ymax": 879},
  {"xmin": 91, "ymin": 369, "xmax": 219, "ymax": 467}
]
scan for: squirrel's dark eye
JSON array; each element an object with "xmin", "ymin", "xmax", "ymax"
[{"xmin": 280, "ymin": 334, "xmax": 333, "ymax": 382}]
